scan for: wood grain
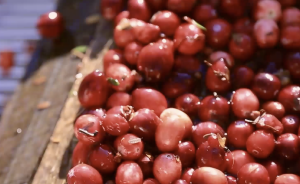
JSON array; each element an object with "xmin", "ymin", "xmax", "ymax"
[
  {"xmin": 2, "ymin": 55, "xmax": 80, "ymax": 184},
  {"xmin": 32, "ymin": 39, "xmax": 112, "ymax": 184},
  {"xmin": 0, "ymin": 59, "xmax": 58, "ymax": 183}
]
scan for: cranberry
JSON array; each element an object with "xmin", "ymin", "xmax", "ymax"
[
  {"xmin": 284, "ymin": 51, "xmax": 300, "ymax": 80},
  {"xmin": 166, "ymin": 0, "xmax": 196, "ymax": 14},
  {"xmin": 67, "ymin": 164, "xmax": 103, "ymax": 184},
  {"xmin": 209, "ymin": 51, "xmax": 235, "ymax": 69},
  {"xmin": 191, "ymin": 167, "xmax": 228, "ymax": 184},
  {"xmin": 200, "ymin": 0, "xmax": 220, "ymax": 7},
  {"xmin": 175, "ymin": 93, "xmax": 200, "ymax": 116},
  {"xmin": 226, "ymin": 176, "xmax": 237, "ymax": 184},
  {"xmin": 181, "ymin": 168, "xmax": 194, "ymax": 183},
  {"xmin": 276, "ymin": 133, "xmax": 300, "ymax": 160},
  {"xmin": 173, "ymin": 180, "xmax": 187, "ymax": 184},
  {"xmin": 137, "ymin": 41, "xmax": 174, "ymax": 82},
  {"xmin": 145, "ymin": 0, "xmax": 166, "ymax": 11},
  {"xmin": 153, "ymin": 153, "xmax": 182, "ymax": 184},
  {"xmin": 205, "ymin": 19, "xmax": 232, "ymax": 49},
  {"xmin": 162, "ymin": 72, "xmax": 195, "ymax": 99},
  {"xmin": 174, "ymin": 23, "xmax": 205, "ymax": 55},
  {"xmin": 72, "ymin": 142, "xmax": 92, "ymax": 167},
  {"xmin": 175, "ymin": 141, "xmax": 196, "ymax": 168},
  {"xmin": 274, "ymin": 174, "xmax": 300, "ymax": 184},
  {"xmin": 281, "ymin": 8, "xmax": 300, "ymax": 27},
  {"xmin": 82, "ymin": 108, "xmax": 106, "ymax": 121},
  {"xmin": 129, "ymin": 108, "xmax": 162, "ymax": 142},
  {"xmin": 225, "ymin": 150, "xmax": 255, "ymax": 175},
  {"xmin": 198, "ymin": 95, "xmax": 230, "ymax": 125},
  {"xmin": 115, "ymin": 161, "xmax": 143, "ymax": 184},
  {"xmin": 143, "ymin": 178, "xmax": 159, "ymax": 184},
  {"xmin": 282, "ymin": 115, "xmax": 300, "ymax": 134},
  {"xmin": 128, "ymin": 0, "xmax": 151, "ymax": 22},
  {"xmin": 131, "ymin": 19, "xmax": 160, "ymax": 45},
  {"xmin": 220, "ymin": 0, "xmax": 245, "ymax": 18},
  {"xmin": 150, "ymin": 10, "xmax": 180, "ymax": 37},
  {"xmin": 233, "ymin": 17, "xmax": 253, "ymax": 36},
  {"xmin": 103, "ymin": 49, "xmax": 126, "ymax": 72},
  {"xmin": 193, "ymin": 4, "xmax": 218, "ymax": 24},
  {"xmin": 114, "ymin": 133, "xmax": 144, "ymax": 160},
  {"xmin": 106, "ymin": 63, "xmax": 135, "ymax": 92},
  {"xmin": 262, "ymin": 160, "xmax": 284, "ymax": 184},
  {"xmin": 192, "ymin": 122, "xmax": 225, "ymax": 147},
  {"xmin": 106, "ymin": 105, "xmax": 134, "ymax": 120},
  {"xmin": 103, "ymin": 113, "xmax": 130, "ymax": 136},
  {"xmin": 229, "ymin": 33, "xmax": 256, "ymax": 61},
  {"xmin": 138, "ymin": 153, "xmax": 154, "ymax": 177},
  {"xmin": 196, "ymin": 135, "xmax": 227, "ymax": 171},
  {"xmin": 36, "ymin": 11, "xmax": 64, "ymax": 39},
  {"xmin": 157, "ymin": 38, "xmax": 175, "ymax": 51},
  {"xmin": 0, "ymin": 50, "xmax": 14, "ymax": 74},
  {"xmin": 114, "ymin": 19, "xmax": 135, "ymax": 48},
  {"xmin": 277, "ymin": 85, "xmax": 300, "ymax": 113},
  {"xmin": 205, "ymin": 59, "xmax": 231, "ymax": 93},
  {"xmin": 173, "ymin": 54, "xmax": 202, "ymax": 75},
  {"xmin": 124, "ymin": 42, "xmax": 143, "ymax": 65},
  {"xmin": 237, "ymin": 163, "xmax": 270, "ymax": 184},
  {"xmin": 231, "ymin": 88, "xmax": 260, "ymax": 119},
  {"xmin": 254, "ymin": 19, "xmax": 279, "ymax": 48},
  {"xmin": 100, "ymin": 0, "xmax": 124, "ymax": 20},
  {"xmin": 227, "ymin": 120, "xmax": 255, "ymax": 148},
  {"xmin": 252, "ymin": 72, "xmax": 281, "ymax": 100},
  {"xmin": 89, "ymin": 144, "xmax": 118, "ymax": 174},
  {"xmin": 74, "ymin": 115, "xmax": 105, "ymax": 146},
  {"xmin": 246, "ymin": 130, "xmax": 275, "ymax": 158},
  {"xmin": 132, "ymin": 88, "xmax": 168, "ymax": 116},
  {"xmin": 231, "ymin": 66, "xmax": 254, "ymax": 89},
  {"xmin": 262, "ymin": 101, "xmax": 285, "ymax": 119},
  {"xmin": 253, "ymin": 0, "xmax": 282, "ymax": 22},
  {"xmin": 114, "ymin": 11, "xmax": 130, "ymax": 27},
  {"xmin": 106, "ymin": 92, "xmax": 132, "ymax": 109},
  {"xmin": 158, "ymin": 108, "xmax": 192, "ymax": 151},
  {"xmin": 280, "ymin": 25, "xmax": 300, "ymax": 49},
  {"xmin": 255, "ymin": 114, "xmax": 284, "ymax": 135}
]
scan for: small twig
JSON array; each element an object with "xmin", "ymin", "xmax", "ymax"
[
  {"xmin": 183, "ymin": 16, "xmax": 206, "ymax": 31},
  {"xmin": 79, "ymin": 129, "xmax": 98, "ymax": 137}
]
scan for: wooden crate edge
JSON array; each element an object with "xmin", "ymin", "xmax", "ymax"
[{"xmin": 31, "ymin": 39, "xmax": 112, "ymax": 184}]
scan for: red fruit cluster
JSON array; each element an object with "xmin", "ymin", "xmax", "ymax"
[{"xmin": 68, "ymin": 0, "xmax": 300, "ymax": 184}]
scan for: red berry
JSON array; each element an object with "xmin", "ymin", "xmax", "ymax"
[
  {"xmin": 37, "ymin": 12, "xmax": 64, "ymax": 39},
  {"xmin": 174, "ymin": 23, "xmax": 205, "ymax": 55},
  {"xmin": 205, "ymin": 19, "xmax": 232, "ymax": 49},
  {"xmin": 74, "ymin": 114, "xmax": 105, "ymax": 146},
  {"xmin": 67, "ymin": 164, "xmax": 103, "ymax": 184},
  {"xmin": 150, "ymin": 10, "xmax": 180, "ymax": 37}
]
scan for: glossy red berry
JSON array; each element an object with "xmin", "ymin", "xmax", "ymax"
[
  {"xmin": 37, "ymin": 11, "xmax": 64, "ymax": 39},
  {"xmin": 78, "ymin": 70, "xmax": 110, "ymax": 109}
]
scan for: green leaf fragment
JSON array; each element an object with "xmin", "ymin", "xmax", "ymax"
[
  {"xmin": 72, "ymin": 45, "xmax": 88, "ymax": 53},
  {"xmin": 107, "ymin": 77, "xmax": 120, "ymax": 86}
]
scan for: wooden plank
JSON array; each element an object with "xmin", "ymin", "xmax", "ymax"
[
  {"xmin": 0, "ymin": 59, "xmax": 58, "ymax": 182},
  {"xmin": 32, "ymin": 39, "xmax": 113, "ymax": 184},
  {"xmin": 2, "ymin": 55, "xmax": 80, "ymax": 184}
]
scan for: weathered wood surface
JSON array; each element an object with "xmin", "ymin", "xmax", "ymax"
[
  {"xmin": 0, "ymin": 56, "xmax": 80, "ymax": 184},
  {"xmin": 1, "ymin": 56, "xmax": 80, "ymax": 184},
  {"xmin": 0, "ymin": 0, "xmax": 104, "ymax": 183},
  {"xmin": 31, "ymin": 18, "xmax": 114, "ymax": 184}
]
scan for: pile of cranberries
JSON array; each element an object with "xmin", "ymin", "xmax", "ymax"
[{"xmin": 67, "ymin": 0, "xmax": 300, "ymax": 184}]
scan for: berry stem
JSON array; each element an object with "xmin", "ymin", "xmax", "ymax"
[
  {"xmin": 183, "ymin": 16, "xmax": 206, "ymax": 31},
  {"xmin": 79, "ymin": 128, "xmax": 98, "ymax": 137}
]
